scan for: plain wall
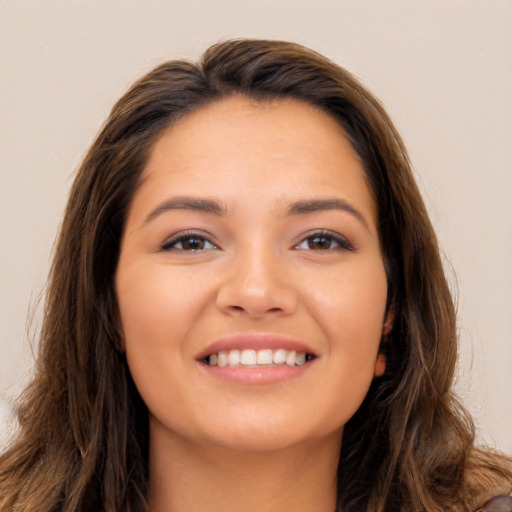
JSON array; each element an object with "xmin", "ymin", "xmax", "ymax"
[{"xmin": 1, "ymin": 0, "xmax": 511, "ymax": 453}]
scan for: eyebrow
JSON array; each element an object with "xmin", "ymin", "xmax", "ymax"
[
  {"xmin": 145, "ymin": 197, "xmax": 227, "ymax": 224},
  {"xmin": 287, "ymin": 198, "xmax": 368, "ymax": 228},
  {"xmin": 145, "ymin": 196, "xmax": 368, "ymax": 229}
]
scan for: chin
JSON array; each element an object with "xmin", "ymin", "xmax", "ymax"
[{"xmin": 195, "ymin": 417, "xmax": 342, "ymax": 454}]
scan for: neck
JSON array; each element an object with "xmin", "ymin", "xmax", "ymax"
[{"xmin": 148, "ymin": 426, "xmax": 341, "ymax": 512}]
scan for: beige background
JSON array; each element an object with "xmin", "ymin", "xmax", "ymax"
[{"xmin": 1, "ymin": 1, "xmax": 511, "ymax": 453}]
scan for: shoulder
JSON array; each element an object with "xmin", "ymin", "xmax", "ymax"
[{"xmin": 463, "ymin": 447, "xmax": 512, "ymax": 510}]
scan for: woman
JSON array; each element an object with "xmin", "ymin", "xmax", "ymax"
[{"xmin": 0, "ymin": 39, "xmax": 510, "ymax": 512}]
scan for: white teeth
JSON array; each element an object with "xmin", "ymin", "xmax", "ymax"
[
  {"xmin": 273, "ymin": 349, "xmax": 287, "ymax": 365},
  {"xmin": 240, "ymin": 349, "xmax": 257, "ymax": 365},
  {"xmin": 257, "ymin": 349, "xmax": 273, "ymax": 365},
  {"xmin": 218, "ymin": 351, "xmax": 228, "ymax": 367},
  {"xmin": 285, "ymin": 350, "xmax": 296, "ymax": 366},
  {"xmin": 228, "ymin": 349, "xmax": 240, "ymax": 366},
  {"xmin": 295, "ymin": 352, "xmax": 306, "ymax": 366},
  {"xmin": 206, "ymin": 348, "xmax": 310, "ymax": 367}
]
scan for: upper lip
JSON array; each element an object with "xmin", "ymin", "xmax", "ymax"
[{"xmin": 196, "ymin": 333, "xmax": 318, "ymax": 361}]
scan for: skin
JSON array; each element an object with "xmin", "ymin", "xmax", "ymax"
[{"xmin": 115, "ymin": 96, "xmax": 390, "ymax": 512}]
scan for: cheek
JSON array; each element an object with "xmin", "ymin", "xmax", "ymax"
[
  {"xmin": 115, "ymin": 264, "xmax": 211, "ymax": 392},
  {"xmin": 307, "ymin": 264, "xmax": 387, "ymax": 430},
  {"xmin": 305, "ymin": 257, "xmax": 388, "ymax": 366},
  {"xmin": 115, "ymin": 265, "xmax": 211, "ymax": 428},
  {"xmin": 316, "ymin": 256, "xmax": 386, "ymax": 316},
  {"xmin": 117, "ymin": 264, "xmax": 210, "ymax": 344}
]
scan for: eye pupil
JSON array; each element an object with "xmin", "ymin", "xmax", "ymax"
[
  {"xmin": 308, "ymin": 236, "xmax": 331, "ymax": 250},
  {"xmin": 182, "ymin": 237, "xmax": 204, "ymax": 250}
]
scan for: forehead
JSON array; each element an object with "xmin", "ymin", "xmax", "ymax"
[
  {"xmin": 136, "ymin": 95, "xmax": 376, "ymax": 221},
  {"xmin": 148, "ymin": 95, "xmax": 356, "ymax": 167}
]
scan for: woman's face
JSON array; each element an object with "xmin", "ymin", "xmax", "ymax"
[{"xmin": 115, "ymin": 96, "xmax": 389, "ymax": 452}]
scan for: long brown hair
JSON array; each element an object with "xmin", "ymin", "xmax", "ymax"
[{"xmin": 1, "ymin": 39, "xmax": 510, "ymax": 512}]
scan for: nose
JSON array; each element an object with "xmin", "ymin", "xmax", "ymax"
[{"xmin": 215, "ymin": 247, "xmax": 299, "ymax": 319}]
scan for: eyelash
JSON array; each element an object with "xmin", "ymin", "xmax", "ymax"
[
  {"xmin": 160, "ymin": 229, "xmax": 354, "ymax": 252},
  {"xmin": 294, "ymin": 229, "xmax": 354, "ymax": 252},
  {"xmin": 161, "ymin": 231, "xmax": 218, "ymax": 252}
]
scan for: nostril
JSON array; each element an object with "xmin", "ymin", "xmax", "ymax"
[
  {"xmin": 228, "ymin": 305, "xmax": 284, "ymax": 315},
  {"xmin": 216, "ymin": 275, "xmax": 299, "ymax": 318}
]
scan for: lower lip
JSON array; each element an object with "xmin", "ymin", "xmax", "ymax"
[{"xmin": 198, "ymin": 362, "xmax": 312, "ymax": 385}]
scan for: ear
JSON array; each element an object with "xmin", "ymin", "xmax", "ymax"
[
  {"xmin": 373, "ymin": 352, "xmax": 386, "ymax": 377},
  {"xmin": 374, "ymin": 307, "xmax": 395, "ymax": 377}
]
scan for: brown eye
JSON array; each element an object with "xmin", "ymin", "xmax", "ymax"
[
  {"xmin": 295, "ymin": 230, "xmax": 354, "ymax": 252},
  {"xmin": 307, "ymin": 236, "xmax": 333, "ymax": 250},
  {"xmin": 161, "ymin": 233, "xmax": 217, "ymax": 252},
  {"xmin": 181, "ymin": 237, "xmax": 206, "ymax": 251}
]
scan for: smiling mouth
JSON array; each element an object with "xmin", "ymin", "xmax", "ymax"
[{"xmin": 202, "ymin": 349, "xmax": 315, "ymax": 367}]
